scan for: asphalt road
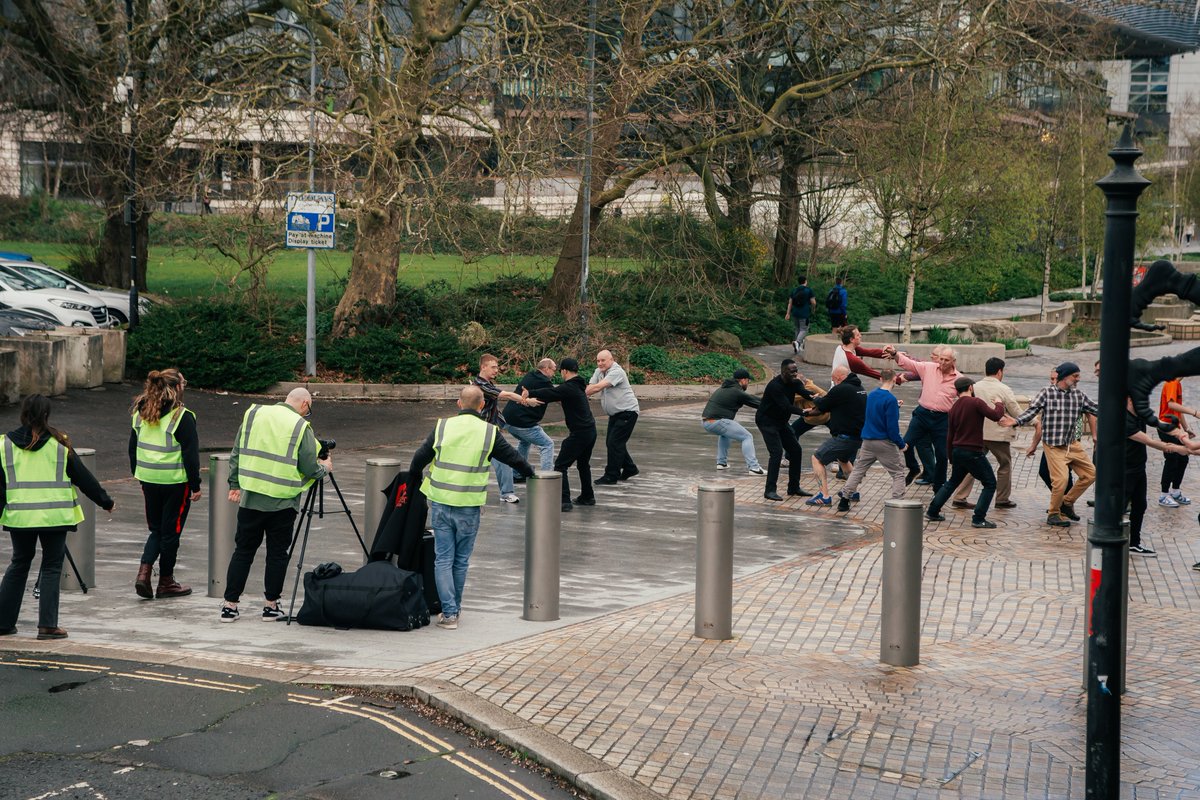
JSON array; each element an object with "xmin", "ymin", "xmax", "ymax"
[{"xmin": 0, "ymin": 652, "xmax": 579, "ymax": 800}]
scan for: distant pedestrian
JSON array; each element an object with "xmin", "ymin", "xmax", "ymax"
[
  {"xmin": 1007, "ymin": 362, "xmax": 1098, "ymax": 527},
  {"xmin": 802, "ymin": 366, "xmax": 867, "ymax": 506},
  {"xmin": 472, "ymin": 354, "xmax": 543, "ymax": 504},
  {"xmin": 1186, "ymin": 221, "xmax": 1194, "ymax": 244},
  {"xmin": 1156, "ymin": 378, "xmax": 1194, "ymax": 507},
  {"xmin": 701, "ymin": 368, "xmax": 764, "ymax": 474},
  {"xmin": 926, "ymin": 377, "xmax": 1011, "ymax": 528},
  {"xmin": 587, "ymin": 350, "xmax": 641, "ymax": 485},
  {"xmin": 409, "ymin": 387, "xmax": 534, "ymax": 629},
  {"xmin": 130, "ymin": 368, "xmax": 201, "ymax": 600},
  {"xmin": 785, "ymin": 275, "xmax": 816, "ymax": 355},
  {"xmin": 949, "ymin": 358, "xmax": 1022, "ymax": 510},
  {"xmin": 495, "ymin": 358, "xmax": 557, "ymax": 497},
  {"xmin": 529, "ymin": 358, "xmax": 597, "ymax": 512},
  {"xmin": 825, "ymin": 276, "xmax": 848, "ymax": 331},
  {"xmin": 0, "ymin": 394, "xmax": 114, "ymax": 641},
  {"xmin": 755, "ymin": 359, "xmax": 813, "ymax": 501},
  {"xmin": 838, "ymin": 370, "xmax": 908, "ymax": 511}
]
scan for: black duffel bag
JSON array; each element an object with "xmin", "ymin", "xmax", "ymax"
[{"xmin": 296, "ymin": 560, "xmax": 430, "ymax": 631}]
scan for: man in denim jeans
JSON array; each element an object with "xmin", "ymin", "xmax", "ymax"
[
  {"xmin": 495, "ymin": 358, "xmax": 557, "ymax": 499},
  {"xmin": 409, "ymin": 386, "xmax": 533, "ymax": 630},
  {"xmin": 701, "ymin": 367, "xmax": 764, "ymax": 474}
]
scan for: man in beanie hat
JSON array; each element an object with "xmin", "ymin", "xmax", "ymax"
[
  {"xmin": 1005, "ymin": 361, "xmax": 1098, "ymax": 527},
  {"xmin": 700, "ymin": 367, "xmax": 765, "ymax": 474}
]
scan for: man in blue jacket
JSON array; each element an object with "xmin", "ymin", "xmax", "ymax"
[
  {"xmin": 836, "ymin": 369, "xmax": 908, "ymax": 512},
  {"xmin": 825, "ymin": 276, "xmax": 848, "ymax": 331}
]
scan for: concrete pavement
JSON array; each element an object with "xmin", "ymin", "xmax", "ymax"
[{"xmin": 1, "ymin": 309, "xmax": 1200, "ymax": 798}]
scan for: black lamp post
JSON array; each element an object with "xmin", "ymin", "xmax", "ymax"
[
  {"xmin": 125, "ymin": 0, "xmax": 139, "ymax": 329},
  {"xmin": 1088, "ymin": 124, "xmax": 1149, "ymax": 799}
]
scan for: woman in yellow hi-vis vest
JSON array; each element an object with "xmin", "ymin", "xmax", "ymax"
[
  {"xmin": 129, "ymin": 369, "xmax": 201, "ymax": 599},
  {"xmin": 0, "ymin": 395, "xmax": 114, "ymax": 640}
]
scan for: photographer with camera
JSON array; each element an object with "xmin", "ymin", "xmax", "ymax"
[{"xmin": 219, "ymin": 388, "xmax": 331, "ymax": 623}]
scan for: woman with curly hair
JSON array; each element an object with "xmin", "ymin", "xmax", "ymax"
[
  {"xmin": 130, "ymin": 368, "xmax": 201, "ymax": 599},
  {"xmin": 0, "ymin": 394, "xmax": 114, "ymax": 639}
]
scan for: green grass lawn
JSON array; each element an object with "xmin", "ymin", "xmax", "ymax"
[{"xmin": 0, "ymin": 240, "xmax": 639, "ymax": 297}]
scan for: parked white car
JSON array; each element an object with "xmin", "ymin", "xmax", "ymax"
[
  {"xmin": 0, "ymin": 272, "xmax": 111, "ymax": 328},
  {"xmin": 0, "ymin": 259, "xmax": 148, "ymax": 324}
]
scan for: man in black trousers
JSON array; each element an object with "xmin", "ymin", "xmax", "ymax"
[
  {"xmin": 529, "ymin": 358, "xmax": 597, "ymax": 513},
  {"xmin": 755, "ymin": 359, "xmax": 814, "ymax": 501}
]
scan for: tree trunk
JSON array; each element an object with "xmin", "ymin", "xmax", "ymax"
[
  {"xmin": 806, "ymin": 224, "xmax": 821, "ymax": 275},
  {"xmin": 772, "ymin": 147, "xmax": 801, "ymax": 286},
  {"xmin": 96, "ymin": 205, "xmax": 149, "ymax": 291},
  {"xmin": 333, "ymin": 206, "xmax": 402, "ymax": 338},
  {"xmin": 902, "ymin": 259, "xmax": 917, "ymax": 344},
  {"xmin": 1040, "ymin": 241, "xmax": 1053, "ymax": 322},
  {"xmin": 540, "ymin": 184, "xmax": 601, "ymax": 315}
]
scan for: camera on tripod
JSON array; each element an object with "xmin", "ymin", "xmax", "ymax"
[{"xmin": 317, "ymin": 438, "xmax": 336, "ymax": 459}]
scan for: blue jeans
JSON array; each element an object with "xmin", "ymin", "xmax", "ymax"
[
  {"xmin": 429, "ymin": 501, "xmax": 481, "ymax": 618},
  {"xmin": 904, "ymin": 405, "xmax": 948, "ymax": 489},
  {"xmin": 702, "ymin": 419, "xmax": 760, "ymax": 469},
  {"xmin": 495, "ymin": 424, "xmax": 555, "ymax": 494}
]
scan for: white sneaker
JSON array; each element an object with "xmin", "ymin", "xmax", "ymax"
[
  {"xmin": 1158, "ymin": 494, "xmax": 1180, "ymax": 507},
  {"xmin": 500, "ymin": 493, "xmax": 520, "ymax": 504},
  {"xmin": 1171, "ymin": 491, "xmax": 1191, "ymax": 505},
  {"xmin": 716, "ymin": 463, "xmax": 729, "ymax": 470},
  {"xmin": 748, "ymin": 466, "xmax": 766, "ymax": 475},
  {"xmin": 792, "ymin": 341, "xmax": 799, "ymax": 354}
]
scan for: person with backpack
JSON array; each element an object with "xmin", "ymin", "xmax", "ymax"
[
  {"xmin": 825, "ymin": 277, "xmax": 848, "ymax": 331},
  {"xmin": 784, "ymin": 276, "xmax": 816, "ymax": 355}
]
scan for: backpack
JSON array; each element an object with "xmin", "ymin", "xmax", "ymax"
[{"xmin": 825, "ymin": 287, "xmax": 841, "ymax": 311}]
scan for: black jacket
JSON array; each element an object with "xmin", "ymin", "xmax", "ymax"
[
  {"xmin": 0, "ymin": 426, "xmax": 114, "ymax": 532},
  {"xmin": 811, "ymin": 373, "xmax": 868, "ymax": 437},
  {"xmin": 408, "ymin": 411, "xmax": 534, "ymax": 479},
  {"xmin": 702, "ymin": 380, "xmax": 760, "ymax": 420},
  {"xmin": 755, "ymin": 376, "xmax": 810, "ymax": 426},
  {"xmin": 529, "ymin": 376, "xmax": 595, "ymax": 432},
  {"xmin": 501, "ymin": 369, "xmax": 554, "ymax": 428},
  {"xmin": 128, "ymin": 400, "xmax": 201, "ymax": 491}
]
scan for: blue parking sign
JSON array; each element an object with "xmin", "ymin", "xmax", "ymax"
[{"xmin": 286, "ymin": 192, "xmax": 336, "ymax": 249}]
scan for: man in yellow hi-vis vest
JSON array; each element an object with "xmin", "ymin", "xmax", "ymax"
[
  {"xmin": 409, "ymin": 386, "xmax": 533, "ymax": 630},
  {"xmin": 220, "ymin": 388, "xmax": 331, "ymax": 623}
]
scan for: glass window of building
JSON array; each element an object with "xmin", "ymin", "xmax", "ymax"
[{"xmin": 1129, "ymin": 57, "xmax": 1169, "ymax": 115}]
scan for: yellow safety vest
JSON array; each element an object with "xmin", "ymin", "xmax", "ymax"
[
  {"xmin": 234, "ymin": 404, "xmax": 314, "ymax": 499},
  {"xmin": 422, "ymin": 414, "xmax": 496, "ymax": 507},
  {"xmin": 0, "ymin": 435, "xmax": 84, "ymax": 528},
  {"xmin": 132, "ymin": 407, "xmax": 192, "ymax": 484}
]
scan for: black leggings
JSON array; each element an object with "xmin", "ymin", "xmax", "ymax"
[{"xmin": 1159, "ymin": 431, "xmax": 1188, "ymax": 493}]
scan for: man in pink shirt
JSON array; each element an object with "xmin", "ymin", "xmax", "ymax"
[{"xmin": 884, "ymin": 345, "xmax": 962, "ymax": 491}]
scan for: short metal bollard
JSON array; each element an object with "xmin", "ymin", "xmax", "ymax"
[
  {"xmin": 363, "ymin": 457, "xmax": 404, "ymax": 563},
  {"xmin": 61, "ymin": 448, "xmax": 96, "ymax": 592},
  {"xmin": 208, "ymin": 454, "xmax": 239, "ymax": 599},
  {"xmin": 523, "ymin": 470, "xmax": 561, "ymax": 621},
  {"xmin": 695, "ymin": 484, "xmax": 734, "ymax": 640},
  {"xmin": 1083, "ymin": 519, "xmax": 1128, "ymax": 694},
  {"xmin": 880, "ymin": 499, "xmax": 924, "ymax": 666}
]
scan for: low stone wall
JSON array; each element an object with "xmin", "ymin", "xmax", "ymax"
[
  {"xmin": 40, "ymin": 329, "xmax": 104, "ymax": 389},
  {"xmin": 100, "ymin": 329, "xmax": 126, "ymax": 383},
  {"xmin": 876, "ymin": 322, "xmax": 972, "ymax": 342},
  {"xmin": 0, "ymin": 349, "xmax": 18, "ymax": 405},
  {"xmin": 0, "ymin": 336, "xmax": 66, "ymax": 396},
  {"xmin": 1013, "ymin": 321, "xmax": 1069, "ymax": 348},
  {"xmin": 802, "ymin": 334, "xmax": 1005, "ymax": 374}
]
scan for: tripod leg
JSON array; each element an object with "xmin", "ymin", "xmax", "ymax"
[
  {"xmin": 325, "ymin": 472, "xmax": 370, "ymax": 557},
  {"xmin": 63, "ymin": 546, "xmax": 87, "ymax": 594},
  {"xmin": 287, "ymin": 484, "xmax": 318, "ymax": 560},
  {"xmin": 285, "ymin": 483, "xmax": 320, "ymax": 625}
]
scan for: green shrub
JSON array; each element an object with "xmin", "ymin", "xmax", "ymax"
[
  {"xmin": 925, "ymin": 326, "xmax": 970, "ymax": 345},
  {"xmin": 629, "ymin": 344, "xmax": 673, "ymax": 373},
  {"xmin": 995, "ymin": 337, "xmax": 1030, "ymax": 349},
  {"xmin": 320, "ymin": 325, "xmax": 473, "ymax": 383},
  {"xmin": 127, "ymin": 301, "xmax": 301, "ymax": 392}
]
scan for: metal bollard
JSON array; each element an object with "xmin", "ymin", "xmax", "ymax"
[
  {"xmin": 364, "ymin": 457, "xmax": 404, "ymax": 564},
  {"xmin": 207, "ymin": 454, "xmax": 239, "ymax": 599},
  {"xmin": 1083, "ymin": 519, "xmax": 1128, "ymax": 694},
  {"xmin": 880, "ymin": 499, "xmax": 924, "ymax": 666},
  {"xmin": 523, "ymin": 470, "xmax": 561, "ymax": 621},
  {"xmin": 695, "ymin": 484, "xmax": 734, "ymax": 640},
  {"xmin": 61, "ymin": 448, "xmax": 96, "ymax": 592}
]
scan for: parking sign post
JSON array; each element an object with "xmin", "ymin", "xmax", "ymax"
[{"xmin": 286, "ymin": 192, "xmax": 335, "ymax": 376}]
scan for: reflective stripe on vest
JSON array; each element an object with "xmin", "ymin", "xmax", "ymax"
[
  {"xmin": 422, "ymin": 415, "xmax": 496, "ymax": 507},
  {"xmin": 0, "ymin": 436, "xmax": 84, "ymax": 528},
  {"xmin": 235, "ymin": 404, "xmax": 313, "ymax": 499},
  {"xmin": 132, "ymin": 407, "xmax": 190, "ymax": 484}
]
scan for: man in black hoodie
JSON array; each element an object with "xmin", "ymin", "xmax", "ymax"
[
  {"xmin": 802, "ymin": 365, "xmax": 867, "ymax": 506},
  {"xmin": 528, "ymin": 358, "xmax": 597, "ymax": 512},
  {"xmin": 754, "ymin": 359, "xmax": 814, "ymax": 501}
]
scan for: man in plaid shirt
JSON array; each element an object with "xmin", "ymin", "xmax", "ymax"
[{"xmin": 1005, "ymin": 362, "xmax": 1098, "ymax": 526}]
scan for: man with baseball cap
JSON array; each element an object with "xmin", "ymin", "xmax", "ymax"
[
  {"xmin": 1004, "ymin": 361, "xmax": 1098, "ymax": 527},
  {"xmin": 700, "ymin": 367, "xmax": 765, "ymax": 474}
]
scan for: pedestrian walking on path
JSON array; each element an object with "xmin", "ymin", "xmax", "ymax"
[
  {"xmin": 838, "ymin": 369, "xmax": 908, "ymax": 511},
  {"xmin": 587, "ymin": 350, "xmax": 641, "ymax": 486},
  {"xmin": 129, "ymin": 368, "xmax": 201, "ymax": 600},
  {"xmin": 825, "ymin": 276, "xmax": 848, "ymax": 331},
  {"xmin": 803, "ymin": 366, "xmax": 866, "ymax": 506},
  {"xmin": 0, "ymin": 394, "xmax": 114, "ymax": 641},
  {"xmin": 926, "ymin": 377, "xmax": 1011, "ymax": 528},
  {"xmin": 701, "ymin": 368, "xmax": 764, "ymax": 475},
  {"xmin": 950, "ymin": 358, "xmax": 1022, "ymax": 510},
  {"xmin": 528, "ymin": 358, "xmax": 597, "ymax": 512},
  {"xmin": 1007, "ymin": 362, "xmax": 1097, "ymax": 527},
  {"xmin": 409, "ymin": 386, "xmax": 533, "ymax": 629},
  {"xmin": 755, "ymin": 360, "xmax": 813, "ymax": 501},
  {"xmin": 785, "ymin": 275, "xmax": 815, "ymax": 356},
  {"xmin": 220, "ymin": 388, "xmax": 331, "ymax": 623}
]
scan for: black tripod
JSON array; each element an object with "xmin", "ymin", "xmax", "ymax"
[
  {"xmin": 33, "ymin": 546, "xmax": 88, "ymax": 598},
  {"xmin": 283, "ymin": 471, "xmax": 368, "ymax": 624}
]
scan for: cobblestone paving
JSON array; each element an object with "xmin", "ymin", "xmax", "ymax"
[{"xmin": 408, "ymin": 405, "xmax": 1200, "ymax": 799}]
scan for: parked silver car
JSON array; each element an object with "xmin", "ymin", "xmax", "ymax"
[{"xmin": 0, "ymin": 259, "xmax": 147, "ymax": 324}]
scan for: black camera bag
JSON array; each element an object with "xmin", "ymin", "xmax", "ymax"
[{"xmin": 296, "ymin": 560, "xmax": 430, "ymax": 631}]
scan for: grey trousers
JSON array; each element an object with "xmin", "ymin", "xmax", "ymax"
[{"xmin": 841, "ymin": 439, "xmax": 907, "ymax": 499}]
